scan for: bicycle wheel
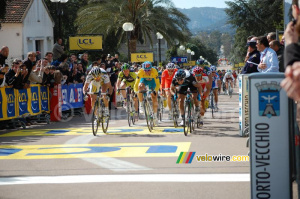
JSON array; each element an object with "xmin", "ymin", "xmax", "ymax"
[
  {"xmin": 131, "ymin": 100, "xmax": 136, "ymax": 125},
  {"xmin": 196, "ymin": 115, "xmax": 201, "ymax": 128},
  {"xmin": 157, "ymin": 96, "xmax": 162, "ymax": 121},
  {"xmin": 229, "ymin": 84, "xmax": 232, "ymax": 98},
  {"xmin": 183, "ymin": 101, "xmax": 190, "ymax": 136},
  {"xmin": 190, "ymin": 105, "xmax": 195, "ymax": 133},
  {"xmin": 127, "ymin": 95, "xmax": 131, "ymax": 126},
  {"xmin": 100, "ymin": 100, "xmax": 109, "ymax": 134},
  {"xmin": 210, "ymin": 93, "xmax": 214, "ymax": 118},
  {"xmin": 92, "ymin": 99, "xmax": 99, "ymax": 136},
  {"xmin": 172, "ymin": 100, "xmax": 178, "ymax": 127},
  {"xmin": 144, "ymin": 101, "xmax": 152, "ymax": 132}
]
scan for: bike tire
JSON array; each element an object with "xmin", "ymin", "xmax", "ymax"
[
  {"xmin": 92, "ymin": 99, "xmax": 99, "ymax": 136},
  {"xmin": 144, "ymin": 101, "xmax": 152, "ymax": 132},
  {"xmin": 196, "ymin": 116, "xmax": 201, "ymax": 128},
  {"xmin": 127, "ymin": 95, "xmax": 131, "ymax": 127},
  {"xmin": 172, "ymin": 100, "xmax": 178, "ymax": 128},
  {"xmin": 210, "ymin": 93, "xmax": 214, "ymax": 118},
  {"xmin": 190, "ymin": 103, "xmax": 195, "ymax": 133},
  {"xmin": 101, "ymin": 100, "xmax": 109, "ymax": 134},
  {"xmin": 229, "ymin": 84, "xmax": 232, "ymax": 98},
  {"xmin": 131, "ymin": 101, "xmax": 136, "ymax": 125},
  {"xmin": 183, "ymin": 102, "xmax": 190, "ymax": 136}
]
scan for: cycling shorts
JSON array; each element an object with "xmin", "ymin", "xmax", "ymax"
[
  {"xmin": 140, "ymin": 78, "xmax": 156, "ymax": 91},
  {"xmin": 178, "ymin": 82, "xmax": 198, "ymax": 94}
]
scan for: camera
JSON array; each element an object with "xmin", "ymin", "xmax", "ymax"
[{"xmin": 292, "ymin": 18, "xmax": 297, "ymax": 26}]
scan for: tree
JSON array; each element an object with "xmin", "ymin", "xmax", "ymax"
[
  {"xmin": 225, "ymin": 0, "xmax": 284, "ymax": 62},
  {"xmin": 75, "ymin": 0, "xmax": 190, "ymax": 53}
]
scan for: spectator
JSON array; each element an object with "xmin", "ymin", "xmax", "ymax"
[
  {"xmin": 5, "ymin": 60, "xmax": 28, "ymax": 89},
  {"xmin": 42, "ymin": 66, "xmax": 51, "ymax": 86},
  {"xmin": 101, "ymin": 54, "xmax": 108, "ymax": 65},
  {"xmin": 0, "ymin": 46, "xmax": 9, "ymax": 66},
  {"xmin": 80, "ymin": 52, "xmax": 89, "ymax": 73},
  {"xmin": 75, "ymin": 62, "xmax": 85, "ymax": 83},
  {"xmin": 0, "ymin": 64, "xmax": 9, "ymax": 87},
  {"xmin": 100, "ymin": 63, "xmax": 106, "ymax": 69},
  {"xmin": 51, "ymin": 54, "xmax": 68, "ymax": 68},
  {"xmin": 23, "ymin": 51, "xmax": 37, "ymax": 87},
  {"xmin": 28, "ymin": 61, "xmax": 43, "ymax": 84},
  {"xmin": 256, "ymin": 36, "xmax": 279, "ymax": 73},
  {"xmin": 52, "ymin": 38, "xmax": 64, "ymax": 61},
  {"xmin": 244, "ymin": 36, "xmax": 256, "ymax": 62},
  {"xmin": 267, "ymin": 32, "xmax": 276, "ymax": 43},
  {"xmin": 241, "ymin": 38, "xmax": 260, "ymax": 74},
  {"xmin": 281, "ymin": 0, "xmax": 300, "ymax": 102},
  {"xmin": 113, "ymin": 53, "xmax": 119, "ymax": 63},
  {"xmin": 269, "ymin": 40, "xmax": 284, "ymax": 72},
  {"xmin": 58, "ymin": 62, "xmax": 70, "ymax": 85},
  {"xmin": 45, "ymin": 52, "xmax": 53, "ymax": 66},
  {"xmin": 69, "ymin": 53, "xmax": 77, "ymax": 71}
]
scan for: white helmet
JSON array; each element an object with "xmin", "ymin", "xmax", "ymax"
[
  {"xmin": 166, "ymin": 62, "xmax": 175, "ymax": 69},
  {"xmin": 210, "ymin": 65, "xmax": 216, "ymax": 72}
]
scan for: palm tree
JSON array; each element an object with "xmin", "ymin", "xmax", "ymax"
[{"xmin": 75, "ymin": 0, "xmax": 190, "ymax": 53}]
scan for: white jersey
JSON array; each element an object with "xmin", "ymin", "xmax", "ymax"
[
  {"xmin": 223, "ymin": 72, "xmax": 235, "ymax": 83},
  {"xmin": 86, "ymin": 68, "xmax": 110, "ymax": 94}
]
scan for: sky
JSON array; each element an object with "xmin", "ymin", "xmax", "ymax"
[{"xmin": 171, "ymin": 0, "xmax": 233, "ymax": 9}]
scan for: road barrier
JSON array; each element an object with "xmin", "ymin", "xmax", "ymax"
[{"xmin": 238, "ymin": 74, "xmax": 249, "ymax": 137}]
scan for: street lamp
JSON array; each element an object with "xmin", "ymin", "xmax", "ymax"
[
  {"xmin": 191, "ymin": 51, "xmax": 195, "ymax": 61},
  {"xmin": 156, "ymin": 32, "xmax": 163, "ymax": 66},
  {"xmin": 50, "ymin": 0, "xmax": 68, "ymax": 39},
  {"xmin": 123, "ymin": 22, "xmax": 134, "ymax": 62},
  {"xmin": 179, "ymin": 45, "xmax": 185, "ymax": 51}
]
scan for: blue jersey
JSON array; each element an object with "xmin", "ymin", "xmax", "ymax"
[{"xmin": 212, "ymin": 73, "xmax": 220, "ymax": 89}]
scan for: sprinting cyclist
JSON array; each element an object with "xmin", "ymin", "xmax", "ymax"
[
  {"xmin": 116, "ymin": 63, "xmax": 138, "ymax": 113},
  {"xmin": 134, "ymin": 61, "xmax": 160, "ymax": 125},
  {"xmin": 170, "ymin": 69, "xmax": 202, "ymax": 126},
  {"xmin": 223, "ymin": 70, "xmax": 235, "ymax": 94},
  {"xmin": 83, "ymin": 67, "xmax": 113, "ymax": 116},
  {"xmin": 161, "ymin": 62, "xmax": 178, "ymax": 119},
  {"xmin": 210, "ymin": 65, "xmax": 221, "ymax": 110}
]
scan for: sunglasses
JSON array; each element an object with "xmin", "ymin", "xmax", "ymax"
[
  {"xmin": 177, "ymin": 78, "xmax": 184, "ymax": 81},
  {"xmin": 195, "ymin": 74, "xmax": 202, "ymax": 77}
]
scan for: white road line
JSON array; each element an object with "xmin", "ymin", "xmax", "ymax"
[
  {"xmin": 65, "ymin": 134, "xmax": 152, "ymax": 172},
  {"xmin": 0, "ymin": 174, "xmax": 250, "ymax": 185}
]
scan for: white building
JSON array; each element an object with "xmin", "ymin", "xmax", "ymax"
[{"xmin": 0, "ymin": 0, "xmax": 54, "ymax": 64}]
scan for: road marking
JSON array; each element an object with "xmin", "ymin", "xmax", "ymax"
[
  {"xmin": 65, "ymin": 135, "xmax": 152, "ymax": 172},
  {"xmin": 0, "ymin": 142, "xmax": 191, "ymax": 159},
  {"xmin": 0, "ymin": 174, "xmax": 250, "ymax": 185},
  {"xmin": 0, "ymin": 127, "xmax": 184, "ymax": 137}
]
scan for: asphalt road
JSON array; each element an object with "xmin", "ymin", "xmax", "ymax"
[{"xmin": 0, "ymin": 86, "xmax": 253, "ymax": 199}]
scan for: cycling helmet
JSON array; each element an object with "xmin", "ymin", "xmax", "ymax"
[
  {"xmin": 196, "ymin": 59, "xmax": 204, "ymax": 65},
  {"xmin": 166, "ymin": 62, "xmax": 175, "ymax": 69},
  {"xmin": 90, "ymin": 67, "xmax": 102, "ymax": 78},
  {"xmin": 227, "ymin": 69, "xmax": 232, "ymax": 73},
  {"xmin": 175, "ymin": 69, "xmax": 186, "ymax": 79},
  {"xmin": 210, "ymin": 65, "xmax": 216, "ymax": 72},
  {"xmin": 122, "ymin": 63, "xmax": 130, "ymax": 71},
  {"xmin": 142, "ymin": 61, "xmax": 152, "ymax": 71},
  {"xmin": 193, "ymin": 66, "xmax": 203, "ymax": 74}
]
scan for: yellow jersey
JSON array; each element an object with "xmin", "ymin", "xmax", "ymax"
[{"xmin": 134, "ymin": 68, "xmax": 160, "ymax": 92}]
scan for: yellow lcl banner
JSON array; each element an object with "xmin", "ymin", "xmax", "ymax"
[
  {"xmin": 239, "ymin": 62, "xmax": 244, "ymax": 67},
  {"xmin": 183, "ymin": 61, "xmax": 196, "ymax": 66},
  {"xmin": 131, "ymin": 53, "xmax": 154, "ymax": 62},
  {"xmin": 69, "ymin": 36, "xmax": 103, "ymax": 50}
]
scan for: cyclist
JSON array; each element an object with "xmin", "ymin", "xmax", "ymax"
[
  {"xmin": 223, "ymin": 70, "xmax": 235, "ymax": 94},
  {"xmin": 116, "ymin": 63, "xmax": 138, "ymax": 113},
  {"xmin": 210, "ymin": 65, "xmax": 221, "ymax": 110},
  {"xmin": 170, "ymin": 68, "xmax": 202, "ymax": 126},
  {"xmin": 83, "ymin": 67, "xmax": 113, "ymax": 116},
  {"xmin": 134, "ymin": 61, "xmax": 160, "ymax": 125},
  {"xmin": 232, "ymin": 70, "xmax": 238, "ymax": 87},
  {"xmin": 161, "ymin": 62, "xmax": 178, "ymax": 119}
]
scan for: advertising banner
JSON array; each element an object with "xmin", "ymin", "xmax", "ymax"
[
  {"xmin": 30, "ymin": 84, "xmax": 41, "ymax": 115},
  {"xmin": 131, "ymin": 53, "xmax": 154, "ymax": 62},
  {"xmin": 5, "ymin": 87, "xmax": 17, "ymax": 119},
  {"xmin": 171, "ymin": 57, "xmax": 188, "ymax": 63},
  {"xmin": 40, "ymin": 86, "xmax": 50, "ymax": 112},
  {"xmin": 69, "ymin": 35, "xmax": 103, "ymax": 50},
  {"xmin": 17, "ymin": 88, "xmax": 30, "ymax": 116}
]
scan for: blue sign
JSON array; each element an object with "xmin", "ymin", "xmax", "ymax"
[
  {"xmin": 171, "ymin": 57, "xmax": 188, "ymax": 63},
  {"xmin": 40, "ymin": 86, "xmax": 49, "ymax": 112},
  {"xmin": 61, "ymin": 85, "xmax": 69, "ymax": 111},
  {"xmin": 5, "ymin": 88, "xmax": 16, "ymax": 118},
  {"xmin": 62, "ymin": 84, "xmax": 83, "ymax": 111},
  {"xmin": 18, "ymin": 89, "xmax": 29, "ymax": 116}
]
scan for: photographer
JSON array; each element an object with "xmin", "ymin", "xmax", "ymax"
[{"xmin": 5, "ymin": 60, "xmax": 28, "ymax": 89}]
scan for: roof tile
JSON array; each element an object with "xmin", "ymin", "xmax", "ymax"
[{"xmin": 2, "ymin": 0, "xmax": 32, "ymax": 23}]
